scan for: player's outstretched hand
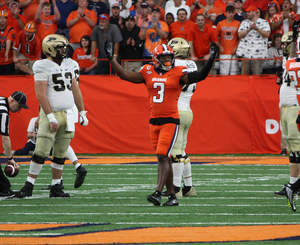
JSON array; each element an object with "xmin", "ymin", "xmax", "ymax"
[
  {"xmin": 80, "ymin": 111, "xmax": 89, "ymax": 126},
  {"xmin": 209, "ymin": 42, "xmax": 218, "ymax": 59},
  {"xmin": 292, "ymin": 20, "xmax": 300, "ymax": 42},
  {"xmin": 104, "ymin": 40, "xmax": 114, "ymax": 61}
]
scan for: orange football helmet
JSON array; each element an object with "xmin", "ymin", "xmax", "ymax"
[
  {"xmin": 0, "ymin": 10, "xmax": 8, "ymax": 17},
  {"xmin": 152, "ymin": 44, "xmax": 175, "ymax": 71},
  {"xmin": 24, "ymin": 22, "xmax": 37, "ymax": 33}
]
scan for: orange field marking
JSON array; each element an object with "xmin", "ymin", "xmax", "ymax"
[
  {"xmin": 0, "ymin": 156, "xmax": 290, "ymax": 165},
  {"xmin": 0, "ymin": 224, "xmax": 300, "ymax": 244}
]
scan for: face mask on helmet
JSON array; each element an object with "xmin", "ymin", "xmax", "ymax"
[{"xmin": 152, "ymin": 44, "xmax": 175, "ymax": 71}]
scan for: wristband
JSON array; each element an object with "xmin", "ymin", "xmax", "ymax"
[
  {"xmin": 47, "ymin": 113, "xmax": 57, "ymax": 123},
  {"xmin": 193, "ymin": 2, "xmax": 197, "ymax": 5},
  {"xmin": 16, "ymin": 16, "xmax": 19, "ymax": 19},
  {"xmin": 113, "ymin": 54, "xmax": 118, "ymax": 58},
  {"xmin": 8, "ymin": 157, "xmax": 13, "ymax": 160},
  {"xmin": 82, "ymin": 14, "xmax": 86, "ymax": 17}
]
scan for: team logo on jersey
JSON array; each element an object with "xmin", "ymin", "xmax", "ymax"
[
  {"xmin": 147, "ymin": 71, "xmax": 152, "ymax": 74},
  {"xmin": 152, "ymin": 78, "xmax": 167, "ymax": 82},
  {"xmin": 289, "ymin": 62, "xmax": 300, "ymax": 69}
]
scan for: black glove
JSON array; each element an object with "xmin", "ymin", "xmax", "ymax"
[
  {"xmin": 104, "ymin": 40, "xmax": 113, "ymax": 60},
  {"xmin": 209, "ymin": 42, "xmax": 218, "ymax": 59},
  {"xmin": 292, "ymin": 20, "xmax": 300, "ymax": 42}
]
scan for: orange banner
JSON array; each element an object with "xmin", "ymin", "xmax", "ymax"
[{"xmin": 0, "ymin": 75, "xmax": 281, "ymax": 154}]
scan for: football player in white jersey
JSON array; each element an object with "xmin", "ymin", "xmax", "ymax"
[
  {"xmin": 162, "ymin": 38, "xmax": 197, "ymax": 197},
  {"xmin": 274, "ymin": 23, "xmax": 300, "ymax": 198},
  {"xmin": 41, "ymin": 62, "xmax": 87, "ymax": 190},
  {"xmin": 19, "ymin": 34, "xmax": 89, "ymax": 198}
]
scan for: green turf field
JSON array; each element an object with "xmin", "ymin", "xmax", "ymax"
[{"xmin": 0, "ymin": 161, "xmax": 299, "ymax": 244}]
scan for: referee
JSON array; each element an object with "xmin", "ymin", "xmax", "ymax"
[{"xmin": 0, "ymin": 91, "xmax": 29, "ymax": 198}]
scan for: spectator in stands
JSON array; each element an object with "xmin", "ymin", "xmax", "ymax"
[
  {"xmin": 234, "ymin": 0, "xmax": 246, "ymax": 19},
  {"xmin": 120, "ymin": 14, "xmax": 143, "ymax": 71},
  {"xmin": 19, "ymin": 0, "xmax": 41, "ymax": 22},
  {"xmin": 52, "ymin": 0, "xmax": 78, "ymax": 40},
  {"xmin": 271, "ymin": 0, "xmax": 299, "ymax": 35},
  {"xmin": 110, "ymin": 3, "xmax": 125, "ymax": 29},
  {"xmin": 130, "ymin": 0, "xmax": 142, "ymax": 17},
  {"xmin": 262, "ymin": 33, "xmax": 283, "ymax": 74},
  {"xmin": 0, "ymin": 0, "xmax": 12, "ymax": 11},
  {"xmin": 139, "ymin": 6, "xmax": 169, "ymax": 61},
  {"xmin": 213, "ymin": 0, "xmax": 244, "ymax": 28},
  {"xmin": 292, "ymin": 0, "xmax": 300, "ymax": 16},
  {"xmin": 236, "ymin": 5, "xmax": 270, "ymax": 75},
  {"xmin": 216, "ymin": 5, "xmax": 241, "ymax": 75},
  {"xmin": 7, "ymin": 1, "xmax": 27, "ymax": 35},
  {"xmin": 243, "ymin": 0, "xmax": 269, "ymax": 15},
  {"xmin": 198, "ymin": 0, "xmax": 222, "ymax": 26},
  {"xmin": 169, "ymin": 8, "xmax": 195, "ymax": 39},
  {"xmin": 165, "ymin": 0, "xmax": 191, "ymax": 22},
  {"xmin": 265, "ymin": 3, "xmax": 279, "ymax": 41},
  {"xmin": 88, "ymin": 0, "xmax": 108, "ymax": 24},
  {"xmin": 67, "ymin": 0, "xmax": 98, "ymax": 53},
  {"xmin": 166, "ymin": 12, "xmax": 175, "ymax": 27},
  {"xmin": 35, "ymin": 0, "xmax": 60, "ymax": 42},
  {"xmin": 187, "ymin": 14, "xmax": 218, "ymax": 71},
  {"xmin": 12, "ymin": 22, "xmax": 41, "ymax": 75},
  {"xmin": 136, "ymin": 2, "xmax": 151, "ymax": 28},
  {"xmin": 0, "ymin": 10, "xmax": 15, "ymax": 75},
  {"xmin": 90, "ymin": 13, "xmax": 123, "ymax": 74},
  {"xmin": 214, "ymin": 0, "xmax": 231, "ymax": 13},
  {"xmin": 185, "ymin": 0, "xmax": 206, "ymax": 22},
  {"xmin": 73, "ymin": 35, "xmax": 98, "ymax": 74},
  {"xmin": 108, "ymin": 0, "xmax": 132, "ymax": 19}
]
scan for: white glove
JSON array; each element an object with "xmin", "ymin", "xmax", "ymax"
[{"xmin": 80, "ymin": 111, "xmax": 89, "ymax": 126}]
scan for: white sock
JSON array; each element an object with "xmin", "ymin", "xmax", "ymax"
[
  {"xmin": 26, "ymin": 176, "xmax": 36, "ymax": 185},
  {"xmin": 75, "ymin": 163, "xmax": 81, "ymax": 170},
  {"xmin": 290, "ymin": 177, "xmax": 298, "ymax": 184},
  {"xmin": 183, "ymin": 161, "xmax": 193, "ymax": 186},
  {"xmin": 172, "ymin": 162, "xmax": 184, "ymax": 187},
  {"xmin": 67, "ymin": 145, "xmax": 78, "ymax": 163},
  {"xmin": 52, "ymin": 179, "xmax": 61, "ymax": 186}
]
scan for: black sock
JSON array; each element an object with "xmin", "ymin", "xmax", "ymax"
[
  {"xmin": 169, "ymin": 194, "xmax": 176, "ymax": 199},
  {"xmin": 291, "ymin": 179, "xmax": 300, "ymax": 191}
]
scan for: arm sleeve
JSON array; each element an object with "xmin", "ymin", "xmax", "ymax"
[{"xmin": 187, "ymin": 57, "xmax": 214, "ymax": 84}]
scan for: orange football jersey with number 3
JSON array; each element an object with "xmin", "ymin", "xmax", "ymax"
[{"xmin": 139, "ymin": 64, "xmax": 189, "ymax": 119}]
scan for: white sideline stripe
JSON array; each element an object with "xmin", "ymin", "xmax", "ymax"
[
  {"xmin": 0, "ymin": 204, "xmax": 287, "ymax": 207},
  {"xmin": 8, "ymin": 212, "xmax": 300, "ymax": 216}
]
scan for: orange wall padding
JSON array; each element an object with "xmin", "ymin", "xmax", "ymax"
[{"xmin": 0, "ymin": 75, "xmax": 281, "ymax": 154}]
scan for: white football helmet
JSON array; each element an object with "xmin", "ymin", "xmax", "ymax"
[
  {"xmin": 42, "ymin": 34, "xmax": 69, "ymax": 59},
  {"xmin": 168, "ymin": 37, "xmax": 190, "ymax": 58}
]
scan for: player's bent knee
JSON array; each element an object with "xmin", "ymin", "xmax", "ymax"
[
  {"xmin": 289, "ymin": 152, "xmax": 300, "ymax": 163},
  {"xmin": 51, "ymin": 157, "xmax": 66, "ymax": 165},
  {"xmin": 31, "ymin": 154, "xmax": 47, "ymax": 164},
  {"xmin": 51, "ymin": 162, "xmax": 64, "ymax": 170},
  {"xmin": 29, "ymin": 161, "xmax": 43, "ymax": 175}
]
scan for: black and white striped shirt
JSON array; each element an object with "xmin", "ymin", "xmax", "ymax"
[{"xmin": 0, "ymin": 97, "xmax": 10, "ymax": 136}]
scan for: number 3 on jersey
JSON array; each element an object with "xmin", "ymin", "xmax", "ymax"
[{"xmin": 153, "ymin": 82, "xmax": 165, "ymax": 103}]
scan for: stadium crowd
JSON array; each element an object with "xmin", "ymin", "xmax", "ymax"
[{"xmin": 0, "ymin": 0, "xmax": 297, "ymax": 75}]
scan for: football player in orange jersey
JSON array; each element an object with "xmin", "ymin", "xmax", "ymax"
[{"xmin": 105, "ymin": 40, "xmax": 218, "ymax": 206}]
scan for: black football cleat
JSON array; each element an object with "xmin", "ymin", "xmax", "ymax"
[
  {"xmin": 0, "ymin": 189, "xmax": 21, "ymax": 199},
  {"xmin": 74, "ymin": 166, "xmax": 87, "ymax": 188},
  {"xmin": 18, "ymin": 181, "xmax": 33, "ymax": 198},
  {"xmin": 147, "ymin": 192, "xmax": 161, "ymax": 206},
  {"xmin": 49, "ymin": 184, "xmax": 70, "ymax": 198},
  {"xmin": 162, "ymin": 196, "xmax": 179, "ymax": 206},
  {"xmin": 41, "ymin": 180, "xmax": 64, "ymax": 190}
]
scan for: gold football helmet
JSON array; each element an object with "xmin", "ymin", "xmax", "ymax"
[
  {"xmin": 42, "ymin": 34, "xmax": 69, "ymax": 59},
  {"xmin": 281, "ymin": 31, "xmax": 300, "ymax": 57},
  {"xmin": 168, "ymin": 37, "xmax": 190, "ymax": 58}
]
